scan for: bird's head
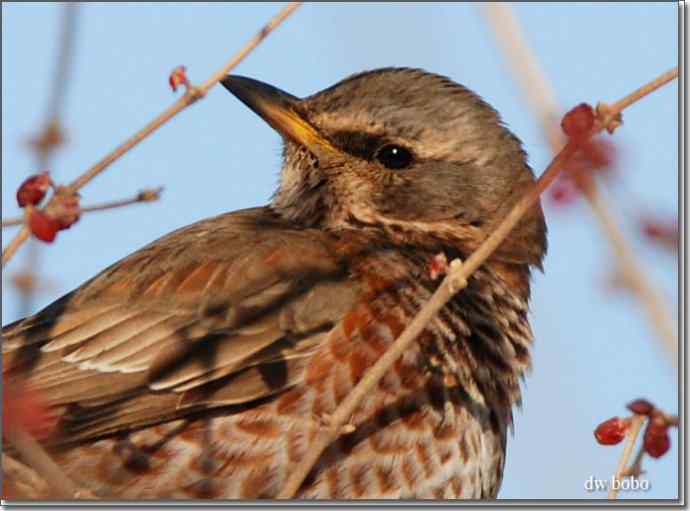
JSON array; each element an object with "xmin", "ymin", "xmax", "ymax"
[{"xmin": 222, "ymin": 68, "xmax": 546, "ymax": 269}]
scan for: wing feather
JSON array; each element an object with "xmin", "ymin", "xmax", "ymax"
[{"xmin": 1, "ymin": 207, "xmax": 364, "ymax": 446}]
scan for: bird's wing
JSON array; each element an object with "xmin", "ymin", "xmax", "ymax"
[{"xmin": 2, "ymin": 207, "xmax": 362, "ymax": 444}]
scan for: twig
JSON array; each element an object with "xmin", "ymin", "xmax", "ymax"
[
  {"xmin": 480, "ymin": 3, "xmax": 561, "ymax": 149},
  {"xmin": 277, "ymin": 68, "xmax": 678, "ymax": 498},
  {"xmin": 66, "ymin": 1, "xmax": 301, "ymax": 194},
  {"xmin": 481, "ymin": 4, "xmax": 678, "ymax": 362},
  {"xmin": 2, "ymin": 227, "xmax": 31, "ymax": 265},
  {"xmin": 1, "ymin": 2, "xmax": 302, "ymax": 268},
  {"xmin": 2, "ymin": 188, "xmax": 164, "ymax": 228},
  {"xmin": 584, "ymin": 185, "xmax": 677, "ymax": 358},
  {"xmin": 276, "ymin": 140, "xmax": 578, "ymax": 498},
  {"xmin": 5, "ymin": 428, "xmax": 79, "ymax": 499},
  {"xmin": 2, "ymin": 3, "xmax": 303, "ymax": 500},
  {"xmin": 608, "ymin": 415, "xmax": 645, "ymax": 500},
  {"xmin": 19, "ymin": 4, "xmax": 79, "ymax": 317},
  {"xmin": 609, "ymin": 69, "xmax": 678, "ymax": 114}
]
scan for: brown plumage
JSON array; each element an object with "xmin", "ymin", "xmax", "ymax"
[{"xmin": 2, "ymin": 68, "xmax": 547, "ymax": 499}]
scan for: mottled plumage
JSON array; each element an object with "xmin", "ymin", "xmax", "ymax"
[{"xmin": 3, "ymin": 68, "xmax": 546, "ymax": 499}]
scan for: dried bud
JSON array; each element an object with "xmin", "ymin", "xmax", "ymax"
[
  {"xmin": 626, "ymin": 398, "xmax": 655, "ymax": 416},
  {"xmin": 549, "ymin": 137, "xmax": 618, "ymax": 210},
  {"xmin": 561, "ymin": 103, "xmax": 595, "ymax": 141},
  {"xmin": 579, "ymin": 138, "xmax": 617, "ymax": 172},
  {"xmin": 594, "ymin": 417, "xmax": 629, "ymax": 445},
  {"xmin": 169, "ymin": 65, "xmax": 189, "ymax": 92},
  {"xmin": 549, "ymin": 179, "xmax": 577, "ymax": 206},
  {"xmin": 137, "ymin": 187, "xmax": 163, "ymax": 202},
  {"xmin": 16, "ymin": 172, "xmax": 52, "ymax": 207},
  {"xmin": 429, "ymin": 252, "xmax": 449, "ymax": 280},
  {"xmin": 28, "ymin": 209, "xmax": 60, "ymax": 243},
  {"xmin": 643, "ymin": 420, "xmax": 671, "ymax": 458},
  {"xmin": 52, "ymin": 193, "xmax": 81, "ymax": 229},
  {"xmin": 640, "ymin": 217, "xmax": 678, "ymax": 252},
  {"xmin": 595, "ymin": 102, "xmax": 623, "ymax": 134}
]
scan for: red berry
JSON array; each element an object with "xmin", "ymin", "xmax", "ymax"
[
  {"xmin": 561, "ymin": 103, "xmax": 595, "ymax": 140},
  {"xmin": 644, "ymin": 421, "xmax": 671, "ymax": 458},
  {"xmin": 169, "ymin": 65, "xmax": 189, "ymax": 92},
  {"xmin": 626, "ymin": 398, "xmax": 655, "ymax": 416},
  {"xmin": 594, "ymin": 417, "xmax": 628, "ymax": 445},
  {"xmin": 28, "ymin": 209, "xmax": 60, "ymax": 243},
  {"xmin": 16, "ymin": 172, "xmax": 52, "ymax": 207}
]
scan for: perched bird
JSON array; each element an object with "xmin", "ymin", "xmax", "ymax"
[{"xmin": 2, "ymin": 68, "xmax": 546, "ymax": 499}]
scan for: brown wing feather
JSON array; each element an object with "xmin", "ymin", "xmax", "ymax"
[{"xmin": 2, "ymin": 207, "xmax": 363, "ymax": 446}]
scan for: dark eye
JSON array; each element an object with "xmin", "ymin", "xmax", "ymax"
[{"xmin": 375, "ymin": 144, "xmax": 413, "ymax": 170}]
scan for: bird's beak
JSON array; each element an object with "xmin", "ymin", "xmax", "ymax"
[{"xmin": 221, "ymin": 75, "xmax": 337, "ymax": 156}]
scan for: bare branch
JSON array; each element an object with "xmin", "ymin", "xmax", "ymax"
[
  {"xmin": 584, "ymin": 185, "xmax": 677, "ymax": 359},
  {"xmin": 2, "ymin": 4, "xmax": 303, "ymax": 500},
  {"xmin": 1, "ymin": 3, "xmax": 301, "ymax": 268},
  {"xmin": 277, "ymin": 68, "xmax": 678, "ymax": 498},
  {"xmin": 66, "ymin": 1, "xmax": 301, "ymax": 195},
  {"xmin": 2, "ymin": 187, "xmax": 164, "ymax": 230},
  {"xmin": 480, "ymin": 3, "xmax": 561, "ymax": 148},
  {"xmin": 608, "ymin": 415, "xmax": 645, "ymax": 500},
  {"xmin": 18, "ymin": 4, "xmax": 79, "ymax": 318},
  {"xmin": 481, "ymin": 3, "xmax": 677, "ymax": 362},
  {"xmin": 2, "ymin": 188, "xmax": 163, "ymax": 228},
  {"xmin": 2, "ymin": 227, "xmax": 31, "ymax": 265},
  {"xmin": 5, "ymin": 428, "xmax": 79, "ymax": 499}
]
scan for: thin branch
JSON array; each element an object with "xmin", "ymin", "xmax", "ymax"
[
  {"xmin": 584, "ymin": 184, "xmax": 677, "ymax": 358},
  {"xmin": 2, "ymin": 216, "xmax": 24, "ymax": 228},
  {"xmin": 2, "ymin": 188, "xmax": 164, "ymax": 228},
  {"xmin": 19, "ymin": 4, "xmax": 79, "ymax": 318},
  {"xmin": 276, "ymin": 140, "xmax": 577, "ymax": 498},
  {"xmin": 44, "ymin": 4, "xmax": 79, "ymax": 135},
  {"xmin": 2, "ymin": 4, "xmax": 303, "ymax": 500},
  {"xmin": 481, "ymin": 4, "xmax": 678, "ymax": 362},
  {"xmin": 1, "ymin": 2, "xmax": 301, "ymax": 268},
  {"xmin": 5, "ymin": 428, "xmax": 79, "ymax": 499},
  {"xmin": 66, "ymin": 1, "xmax": 301, "ymax": 195},
  {"xmin": 2, "ymin": 227, "xmax": 31, "ymax": 265},
  {"xmin": 608, "ymin": 415, "xmax": 645, "ymax": 500},
  {"xmin": 277, "ymin": 68, "xmax": 679, "ymax": 498},
  {"xmin": 610, "ymin": 68, "xmax": 678, "ymax": 114},
  {"xmin": 480, "ymin": 3, "xmax": 561, "ymax": 148}
]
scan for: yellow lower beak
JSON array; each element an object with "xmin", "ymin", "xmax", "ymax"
[{"xmin": 221, "ymin": 75, "xmax": 337, "ymax": 156}]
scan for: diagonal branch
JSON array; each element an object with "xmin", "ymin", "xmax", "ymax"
[
  {"xmin": 18, "ymin": 4, "xmax": 79, "ymax": 318},
  {"xmin": 277, "ymin": 67, "xmax": 678, "ymax": 499},
  {"xmin": 1, "ymin": 2, "xmax": 302, "ymax": 268},
  {"xmin": 2, "ymin": 3, "xmax": 303, "ymax": 500},
  {"xmin": 608, "ymin": 415, "xmax": 645, "ymax": 500},
  {"xmin": 480, "ymin": 3, "xmax": 678, "ymax": 362},
  {"xmin": 584, "ymin": 183, "xmax": 678, "ymax": 358},
  {"xmin": 65, "ymin": 2, "xmax": 301, "ymax": 195}
]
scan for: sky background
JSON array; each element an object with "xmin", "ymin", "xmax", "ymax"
[{"xmin": 2, "ymin": 2, "xmax": 679, "ymax": 501}]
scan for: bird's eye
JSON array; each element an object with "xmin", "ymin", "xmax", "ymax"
[{"xmin": 375, "ymin": 144, "xmax": 413, "ymax": 170}]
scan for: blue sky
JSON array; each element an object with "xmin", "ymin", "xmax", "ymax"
[{"xmin": 2, "ymin": 2, "xmax": 679, "ymax": 500}]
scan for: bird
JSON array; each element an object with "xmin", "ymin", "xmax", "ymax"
[{"xmin": 2, "ymin": 67, "xmax": 547, "ymax": 500}]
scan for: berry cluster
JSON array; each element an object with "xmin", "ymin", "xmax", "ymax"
[
  {"xmin": 594, "ymin": 398, "xmax": 677, "ymax": 459},
  {"xmin": 15, "ymin": 172, "xmax": 80, "ymax": 243}
]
